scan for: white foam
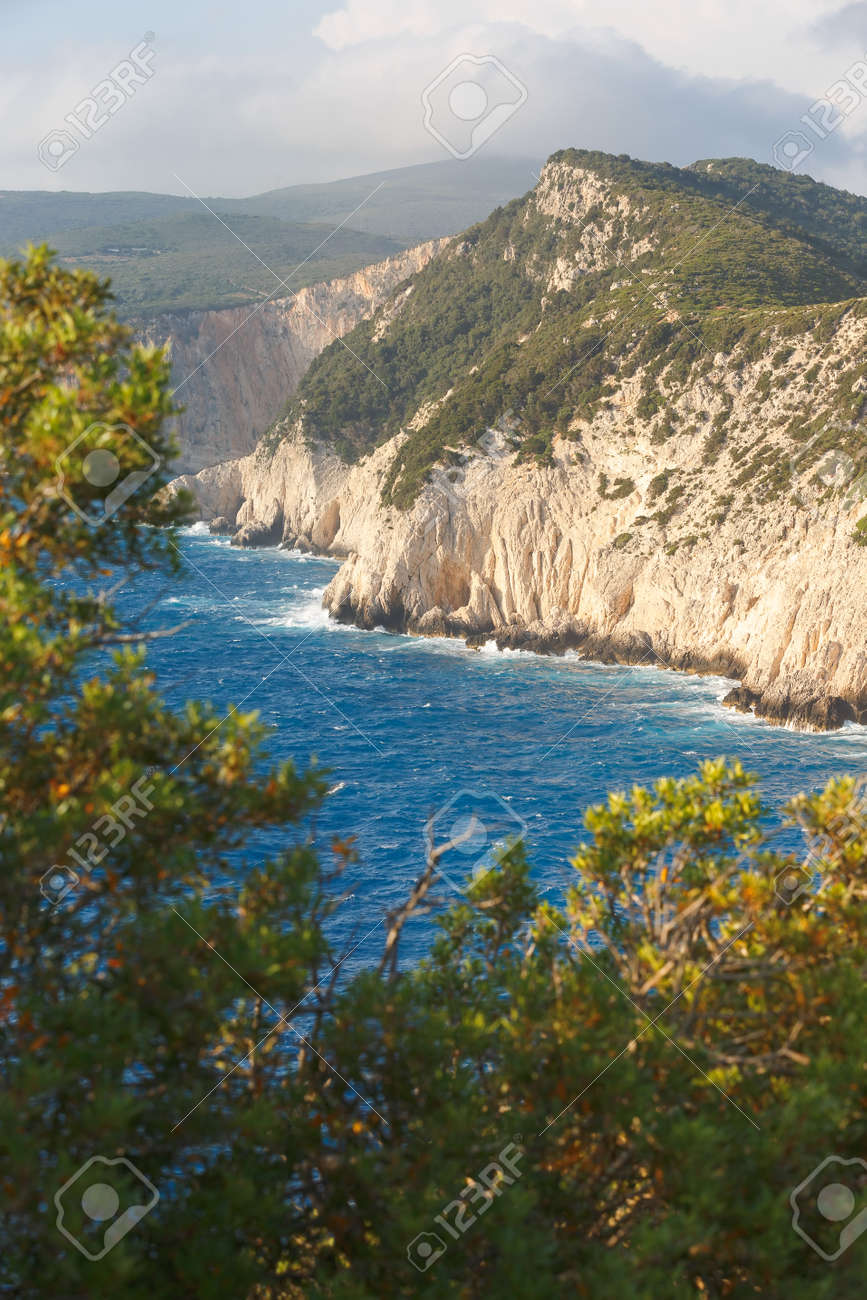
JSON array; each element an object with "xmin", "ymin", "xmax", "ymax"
[
  {"xmin": 476, "ymin": 639, "xmax": 538, "ymax": 660},
  {"xmin": 262, "ymin": 587, "xmax": 338, "ymax": 632},
  {"xmin": 279, "ymin": 548, "xmax": 341, "ymax": 566},
  {"xmin": 838, "ymin": 719, "xmax": 867, "ymax": 736},
  {"xmin": 377, "ymin": 631, "xmax": 463, "ymax": 656}
]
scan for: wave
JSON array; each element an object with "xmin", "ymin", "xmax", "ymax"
[
  {"xmin": 279, "ymin": 548, "xmax": 341, "ymax": 566},
  {"xmin": 261, "ymin": 587, "xmax": 338, "ymax": 632},
  {"xmin": 476, "ymin": 639, "xmax": 541, "ymax": 660}
]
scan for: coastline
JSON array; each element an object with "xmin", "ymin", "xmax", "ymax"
[
  {"xmin": 179, "ymin": 523, "xmax": 867, "ymax": 736},
  {"xmin": 171, "ymin": 414, "xmax": 867, "ymax": 740},
  {"xmin": 324, "ymin": 592, "xmax": 861, "ymax": 733}
]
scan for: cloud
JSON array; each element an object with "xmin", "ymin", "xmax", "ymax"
[
  {"xmin": 809, "ymin": 1, "xmax": 867, "ymax": 47},
  {"xmin": 314, "ymin": 0, "xmax": 838, "ymax": 89},
  {"xmin": 314, "ymin": 0, "xmax": 577, "ymax": 49},
  {"xmin": 300, "ymin": 19, "xmax": 863, "ymax": 189},
  {"xmin": 1, "ymin": 10, "xmax": 865, "ymax": 196}
]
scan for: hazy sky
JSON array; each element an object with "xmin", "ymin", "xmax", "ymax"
[{"xmin": 3, "ymin": 0, "xmax": 867, "ymax": 194}]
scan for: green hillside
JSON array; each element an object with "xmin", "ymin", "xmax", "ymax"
[
  {"xmin": 0, "ymin": 157, "xmax": 537, "ymax": 315},
  {"xmin": 281, "ymin": 151, "xmax": 867, "ymax": 505},
  {"xmin": 49, "ymin": 211, "xmax": 403, "ymax": 316},
  {"xmin": 0, "ymin": 189, "xmax": 196, "ymax": 247}
]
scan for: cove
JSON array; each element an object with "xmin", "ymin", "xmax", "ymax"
[{"xmin": 128, "ymin": 526, "xmax": 867, "ymax": 967}]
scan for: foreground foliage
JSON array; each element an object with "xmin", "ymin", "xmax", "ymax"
[{"xmin": 2, "ymin": 251, "xmax": 867, "ymax": 1297}]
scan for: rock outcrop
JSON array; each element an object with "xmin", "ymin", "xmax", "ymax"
[
  {"xmin": 139, "ymin": 240, "xmax": 447, "ymax": 474},
  {"xmin": 208, "ymin": 516, "xmax": 237, "ymax": 536},
  {"xmin": 231, "ymin": 497, "xmax": 284, "ymax": 548}
]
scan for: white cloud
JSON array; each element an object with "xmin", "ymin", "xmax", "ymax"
[
  {"xmin": 809, "ymin": 1, "xmax": 867, "ymax": 48},
  {"xmin": 1, "ymin": 3, "xmax": 865, "ymax": 196},
  {"xmin": 315, "ymin": 0, "xmax": 853, "ymax": 90},
  {"xmin": 314, "ymin": 0, "xmax": 577, "ymax": 49}
]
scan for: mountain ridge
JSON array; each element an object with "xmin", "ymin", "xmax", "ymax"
[{"xmin": 278, "ymin": 149, "xmax": 867, "ymax": 506}]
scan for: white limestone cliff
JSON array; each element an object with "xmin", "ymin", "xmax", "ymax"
[{"xmin": 139, "ymin": 239, "xmax": 447, "ymax": 474}]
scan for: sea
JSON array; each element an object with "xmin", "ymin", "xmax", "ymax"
[{"xmin": 126, "ymin": 524, "xmax": 867, "ymax": 968}]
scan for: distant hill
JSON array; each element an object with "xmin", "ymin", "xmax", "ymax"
[
  {"xmin": 221, "ymin": 157, "xmax": 540, "ymax": 242},
  {"xmin": 0, "ymin": 157, "xmax": 539, "ymax": 315},
  {"xmin": 0, "ymin": 190, "xmax": 197, "ymax": 248},
  {"xmin": 47, "ymin": 213, "xmax": 404, "ymax": 317}
]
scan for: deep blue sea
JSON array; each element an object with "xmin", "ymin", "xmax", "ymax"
[{"xmin": 128, "ymin": 525, "xmax": 867, "ymax": 967}]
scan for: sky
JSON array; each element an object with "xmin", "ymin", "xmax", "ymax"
[{"xmin": 2, "ymin": 0, "xmax": 867, "ymax": 195}]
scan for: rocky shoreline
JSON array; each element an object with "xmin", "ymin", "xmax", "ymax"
[
  {"xmin": 325, "ymin": 595, "xmax": 865, "ymax": 732},
  {"xmin": 170, "ymin": 419, "xmax": 867, "ymax": 734}
]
